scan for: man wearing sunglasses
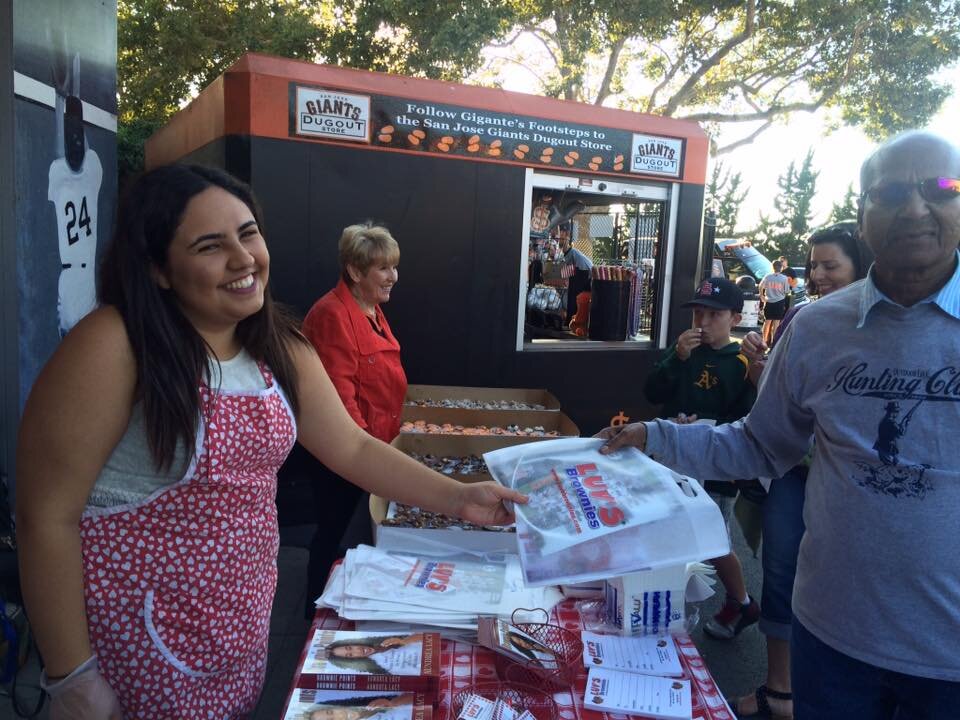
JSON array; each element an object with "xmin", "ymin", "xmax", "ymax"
[{"xmin": 598, "ymin": 130, "xmax": 960, "ymax": 720}]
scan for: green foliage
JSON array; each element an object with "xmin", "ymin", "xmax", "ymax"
[
  {"xmin": 466, "ymin": 0, "xmax": 960, "ymax": 151},
  {"xmin": 829, "ymin": 183, "xmax": 860, "ymax": 224},
  {"xmin": 117, "ymin": 0, "xmax": 960, "ymax": 168},
  {"xmin": 774, "ymin": 150, "xmax": 819, "ymax": 240},
  {"xmin": 705, "ymin": 162, "xmax": 748, "ymax": 235},
  {"xmin": 117, "ymin": 116, "xmax": 162, "ymax": 189},
  {"xmin": 118, "ymin": 1, "xmax": 322, "ymax": 126},
  {"xmin": 748, "ymin": 149, "xmax": 819, "ymax": 264},
  {"xmin": 322, "ymin": 0, "xmax": 518, "ymax": 81},
  {"xmin": 117, "ymin": 0, "xmax": 325, "ymax": 174},
  {"xmin": 116, "ymin": 0, "xmax": 518, "ymax": 175},
  {"xmin": 591, "ymin": 236, "xmax": 619, "ymax": 263},
  {"xmin": 591, "ymin": 210, "xmax": 634, "ymax": 262}
]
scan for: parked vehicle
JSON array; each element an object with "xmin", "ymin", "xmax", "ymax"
[{"xmin": 712, "ymin": 239, "xmax": 807, "ymax": 328}]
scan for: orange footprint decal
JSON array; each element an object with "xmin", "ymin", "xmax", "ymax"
[
  {"xmin": 377, "ymin": 125, "xmax": 395, "ymax": 143},
  {"xmin": 407, "ymin": 128, "xmax": 426, "ymax": 146}
]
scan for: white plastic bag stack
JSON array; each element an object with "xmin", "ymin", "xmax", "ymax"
[
  {"xmin": 316, "ymin": 545, "xmax": 562, "ymax": 631},
  {"xmin": 483, "ymin": 438, "xmax": 729, "ymax": 586}
]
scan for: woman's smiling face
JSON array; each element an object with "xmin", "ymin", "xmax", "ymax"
[
  {"xmin": 331, "ymin": 644, "xmax": 376, "ymax": 658},
  {"xmin": 155, "ymin": 186, "xmax": 269, "ymax": 344},
  {"xmin": 349, "ymin": 258, "xmax": 398, "ymax": 307},
  {"xmin": 808, "ymin": 242, "xmax": 856, "ymax": 297}
]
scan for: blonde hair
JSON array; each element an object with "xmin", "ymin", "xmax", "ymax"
[{"xmin": 339, "ymin": 222, "xmax": 400, "ymax": 285}]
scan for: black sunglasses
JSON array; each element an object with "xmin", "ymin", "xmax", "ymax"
[{"xmin": 862, "ymin": 177, "xmax": 960, "ymax": 207}]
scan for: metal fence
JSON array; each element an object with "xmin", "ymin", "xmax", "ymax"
[{"xmin": 571, "ymin": 202, "xmax": 663, "ymax": 339}]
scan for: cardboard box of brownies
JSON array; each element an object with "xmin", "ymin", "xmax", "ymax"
[
  {"xmin": 370, "ymin": 432, "xmax": 569, "ymax": 555},
  {"xmin": 401, "ymin": 384, "xmax": 562, "ymax": 427}
]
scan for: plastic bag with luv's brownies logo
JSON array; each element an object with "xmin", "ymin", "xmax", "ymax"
[{"xmin": 483, "ymin": 438, "xmax": 730, "ymax": 586}]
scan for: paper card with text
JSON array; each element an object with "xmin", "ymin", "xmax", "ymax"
[
  {"xmin": 584, "ymin": 667, "xmax": 692, "ymax": 720},
  {"xmin": 581, "ymin": 631, "xmax": 682, "ymax": 677}
]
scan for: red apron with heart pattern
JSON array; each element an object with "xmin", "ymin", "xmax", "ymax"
[{"xmin": 80, "ymin": 365, "xmax": 296, "ymax": 719}]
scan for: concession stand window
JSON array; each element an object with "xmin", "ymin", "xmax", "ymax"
[{"xmin": 517, "ymin": 170, "xmax": 674, "ymax": 351}]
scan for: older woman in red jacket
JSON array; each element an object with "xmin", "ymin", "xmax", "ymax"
[{"xmin": 301, "ymin": 222, "xmax": 407, "ymax": 611}]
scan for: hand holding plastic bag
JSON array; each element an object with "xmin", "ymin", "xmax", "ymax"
[
  {"xmin": 483, "ymin": 438, "xmax": 729, "ymax": 586},
  {"xmin": 43, "ymin": 655, "xmax": 123, "ymax": 720}
]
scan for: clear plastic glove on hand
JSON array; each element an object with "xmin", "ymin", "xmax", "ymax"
[{"xmin": 44, "ymin": 655, "xmax": 123, "ymax": 720}]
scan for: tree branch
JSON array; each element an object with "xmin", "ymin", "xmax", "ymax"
[
  {"xmin": 487, "ymin": 27, "xmax": 528, "ymax": 50},
  {"xmin": 594, "ymin": 35, "xmax": 627, "ymax": 105},
  {"xmin": 484, "ymin": 55, "xmax": 550, "ymax": 88},
  {"xmin": 662, "ymin": 0, "xmax": 757, "ymax": 116},
  {"xmin": 685, "ymin": 22, "xmax": 866, "ymax": 127},
  {"xmin": 716, "ymin": 120, "xmax": 774, "ymax": 154},
  {"xmin": 646, "ymin": 30, "xmax": 691, "ymax": 112},
  {"xmin": 682, "ymin": 96, "xmax": 827, "ymax": 122},
  {"xmin": 525, "ymin": 24, "xmax": 561, "ymax": 68}
]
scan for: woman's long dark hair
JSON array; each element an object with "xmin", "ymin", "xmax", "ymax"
[
  {"xmin": 99, "ymin": 164, "xmax": 307, "ymax": 471},
  {"xmin": 325, "ymin": 636, "xmax": 406, "ymax": 674},
  {"xmin": 804, "ymin": 221, "xmax": 874, "ymax": 296}
]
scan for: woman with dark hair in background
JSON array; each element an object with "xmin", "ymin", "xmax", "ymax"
[
  {"xmin": 734, "ymin": 221, "xmax": 873, "ymax": 719},
  {"xmin": 15, "ymin": 166, "xmax": 523, "ymax": 720}
]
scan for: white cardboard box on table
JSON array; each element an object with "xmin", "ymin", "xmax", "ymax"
[{"xmin": 369, "ymin": 495, "xmax": 519, "ymax": 556}]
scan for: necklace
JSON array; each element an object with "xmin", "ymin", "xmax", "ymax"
[{"xmin": 351, "ymin": 290, "xmax": 377, "ymax": 318}]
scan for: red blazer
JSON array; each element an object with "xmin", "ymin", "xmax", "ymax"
[{"xmin": 302, "ymin": 279, "xmax": 408, "ymax": 443}]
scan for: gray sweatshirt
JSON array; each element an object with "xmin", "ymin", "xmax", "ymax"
[{"xmin": 645, "ymin": 255, "xmax": 960, "ymax": 681}]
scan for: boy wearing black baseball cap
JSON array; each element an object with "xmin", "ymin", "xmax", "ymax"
[{"xmin": 644, "ymin": 277, "xmax": 760, "ymax": 640}]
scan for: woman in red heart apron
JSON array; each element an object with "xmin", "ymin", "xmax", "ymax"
[
  {"xmin": 80, "ymin": 364, "xmax": 295, "ymax": 718},
  {"xmin": 16, "ymin": 165, "xmax": 524, "ymax": 720}
]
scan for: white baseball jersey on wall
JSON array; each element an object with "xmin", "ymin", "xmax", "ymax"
[{"xmin": 48, "ymin": 149, "xmax": 102, "ymax": 334}]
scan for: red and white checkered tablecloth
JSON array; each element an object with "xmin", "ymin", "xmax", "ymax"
[{"xmin": 291, "ymin": 599, "xmax": 735, "ymax": 720}]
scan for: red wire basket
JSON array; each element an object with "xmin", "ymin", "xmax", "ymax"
[
  {"xmin": 452, "ymin": 682, "xmax": 559, "ymax": 720},
  {"xmin": 492, "ymin": 609, "xmax": 583, "ymax": 689}
]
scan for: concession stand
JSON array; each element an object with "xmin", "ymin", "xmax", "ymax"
[
  {"xmin": 147, "ymin": 58, "xmax": 735, "ymax": 719},
  {"xmin": 146, "ymin": 53, "xmax": 710, "ymax": 435}
]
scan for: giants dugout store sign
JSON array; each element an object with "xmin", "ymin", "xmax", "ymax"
[{"xmin": 291, "ymin": 84, "xmax": 685, "ymax": 180}]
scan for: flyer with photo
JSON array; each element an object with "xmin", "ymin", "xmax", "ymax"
[
  {"xmin": 477, "ymin": 617, "xmax": 559, "ymax": 670},
  {"xmin": 302, "ymin": 629, "xmax": 440, "ymax": 683},
  {"xmin": 283, "ymin": 689, "xmax": 433, "ymax": 720}
]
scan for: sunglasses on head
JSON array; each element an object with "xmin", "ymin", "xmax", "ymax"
[{"xmin": 862, "ymin": 177, "xmax": 960, "ymax": 207}]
